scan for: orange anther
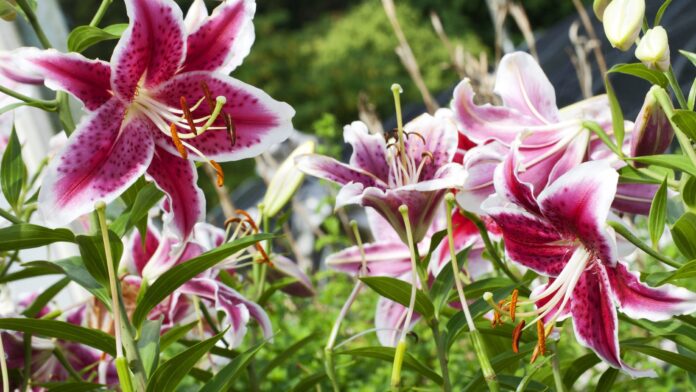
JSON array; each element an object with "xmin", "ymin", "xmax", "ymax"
[
  {"xmin": 512, "ymin": 320, "xmax": 525, "ymax": 353},
  {"xmin": 235, "ymin": 209, "xmax": 260, "ymax": 232},
  {"xmin": 536, "ymin": 320, "xmax": 546, "ymax": 356},
  {"xmin": 169, "ymin": 123, "xmax": 188, "ymax": 159},
  {"xmin": 510, "ymin": 289, "xmax": 519, "ymax": 322},
  {"xmin": 179, "ymin": 96, "xmax": 198, "ymax": 135},
  {"xmin": 210, "ymin": 160, "xmax": 224, "ymax": 187}
]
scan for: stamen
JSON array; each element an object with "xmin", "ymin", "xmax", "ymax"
[
  {"xmin": 179, "ymin": 96, "xmax": 199, "ymax": 135},
  {"xmin": 197, "ymin": 96, "xmax": 227, "ymax": 134},
  {"xmin": 405, "ymin": 131, "xmax": 426, "ymax": 144},
  {"xmin": 536, "ymin": 320, "xmax": 547, "ymax": 356},
  {"xmin": 512, "ymin": 320, "xmax": 525, "ymax": 353},
  {"xmin": 200, "ymin": 81, "xmax": 216, "ymax": 112},
  {"xmin": 169, "ymin": 124, "xmax": 188, "ymax": 159},
  {"xmin": 210, "ymin": 160, "xmax": 224, "ymax": 187},
  {"xmin": 224, "ymin": 113, "xmax": 236, "ymax": 146},
  {"xmin": 510, "ymin": 289, "xmax": 519, "ymax": 322}
]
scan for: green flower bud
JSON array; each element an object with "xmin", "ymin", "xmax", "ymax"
[
  {"xmin": 0, "ymin": 0, "xmax": 17, "ymax": 21},
  {"xmin": 635, "ymin": 26, "xmax": 670, "ymax": 72},
  {"xmin": 603, "ymin": 0, "xmax": 644, "ymax": 51},
  {"xmin": 262, "ymin": 140, "xmax": 315, "ymax": 218}
]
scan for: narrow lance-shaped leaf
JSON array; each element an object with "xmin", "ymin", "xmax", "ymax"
[
  {"xmin": 671, "ymin": 212, "xmax": 696, "ymax": 259},
  {"xmin": 671, "ymin": 109, "xmax": 696, "ymax": 141},
  {"xmin": 75, "ymin": 229, "xmax": 123, "ymax": 288},
  {"xmin": 199, "ymin": 341, "xmax": 266, "ymax": 392},
  {"xmin": 67, "ymin": 24, "xmax": 128, "ymax": 53},
  {"xmin": 605, "ymin": 75, "xmax": 625, "ymax": 148},
  {"xmin": 1, "ymin": 128, "xmax": 27, "ymax": 210},
  {"xmin": 132, "ymin": 233, "xmax": 274, "ymax": 327},
  {"xmin": 0, "ymin": 224, "xmax": 75, "ymax": 251},
  {"xmin": 359, "ymin": 276, "xmax": 435, "ymax": 320},
  {"xmin": 648, "ymin": 177, "xmax": 668, "ymax": 247},
  {"xmin": 0, "ymin": 318, "xmax": 116, "ymax": 355},
  {"xmin": 608, "ymin": 63, "xmax": 669, "ymax": 88}
]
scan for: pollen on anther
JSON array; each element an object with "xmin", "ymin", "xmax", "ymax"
[
  {"xmin": 512, "ymin": 320, "xmax": 525, "ymax": 353},
  {"xmin": 210, "ymin": 160, "xmax": 224, "ymax": 187},
  {"xmin": 510, "ymin": 289, "xmax": 519, "ymax": 322},
  {"xmin": 169, "ymin": 123, "xmax": 188, "ymax": 159}
]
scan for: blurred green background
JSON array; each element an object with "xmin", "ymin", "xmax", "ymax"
[{"xmin": 57, "ymin": 0, "xmax": 576, "ymax": 138}]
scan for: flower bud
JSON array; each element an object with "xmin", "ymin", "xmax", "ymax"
[
  {"xmin": 602, "ymin": 0, "xmax": 644, "ymax": 51},
  {"xmin": 0, "ymin": 0, "xmax": 16, "ymax": 21},
  {"xmin": 635, "ymin": 26, "xmax": 670, "ymax": 72},
  {"xmin": 630, "ymin": 86, "xmax": 673, "ymax": 160},
  {"xmin": 262, "ymin": 140, "xmax": 315, "ymax": 218},
  {"xmin": 593, "ymin": 0, "xmax": 611, "ymax": 21}
]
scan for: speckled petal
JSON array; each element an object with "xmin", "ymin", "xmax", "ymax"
[
  {"xmin": 493, "ymin": 144, "xmax": 540, "ymax": 214},
  {"xmin": 146, "ymin": 147, "xmax": 205, "ymax": 242},
  {"xmin": 570, "ymin": 264, "xmax": 655, "ymax": 378},
  {"xmin": 22, "ymin": 48, "xmax": 112, "ymax": 110},
  {"xmin": 152, "ymin": 71, "xmax": 294, "ymax": 161},
  {"xmin": 326, "ymin": 241, "xmax": 412, "ymax": 277},
  {"xmin": 343, "ymin": 121, "xmax": 390, "ymax": 183},
  {"xmin": 612, "ymin": 182, "xmax": 657, "ymax": 215},
  {"xmin": 181, "ymin": 277, "xmax": 272, "ymax": 347},
  {"xmin": 182, "ymin": 0, "xmax": 255, "ymax": 74},
  {"xmin": 537, "ymin": 161, "xmax": 618, "ymax": 266},
  {"xmin": 402, "ymin": 113, "xmax": 460, "ymax": 181},
  {"xmin": 484, "ymin": 198, "xmax": 571, "ymax": 276},
  {"xmin": 296, "ymin": 154, "xmax": 382, "ymax": 187},
  {"xmin": 606, "ymin": 261, "xmax": 696, "ymax": 321},
  {"xmin": 38, "ymin": 100, "xmax": 155, "ymax": 227},
  {"xmin": 111, "ymin": 0, "xmax": 186, "ymax": 100},
  {"xmin": 125, "ymin": 225, "xmax": 161, "ymax": 275}
]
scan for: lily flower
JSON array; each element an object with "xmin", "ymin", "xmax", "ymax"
[
  {"xmin": 453, "ymin": 51, "xmax": 655, "ymax": 215},
  {"xmin": 121, "ymin": 221, "xmax": 273, "ymax": 347},
  {"xmin": 20, "ymin": 0, "xmax": 293, "ymax": 241},
  {"xmin": 297, "ymin": 113, "xmax": 465, "ymax": 244},
  {"xmin": 327, "ymin": 208, "xmax": 495, "ymax": 346},
  {"xmin": 482, "ymin": 149, "xmax": 696, "ymax": 376}
]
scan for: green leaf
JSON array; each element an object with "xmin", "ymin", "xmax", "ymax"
[
  {"xmin": 583, "ymin": 121, "xmax": 622, "ymax": 157},
  {"xmin": 563, "ymin": 353, "xmax": 601, "ymax": 389},
  {"xmin": 359, "ymin": 276, "xmax": 434, "ymax": 320},
  {"xmin": 259, "ymin": 332, "xmax": 319, "ymax": 378},
  {"xmin": 0, "ymin": 318, "xmax": 115, "ymax": 355},
  {"xmin": 1, "ymin": 128, "xmax": 27, "ymax": 209},
  {"xmin": 160, "ymin": 321, "xmax": 197, "ymax": 350},
  {"xmin": 462, "ymin": 343, "xmax": 535, "ymax": 391},
  {"xmin": 688, "ymin": 79, "xmax": 696, "ymax": 111},
  {"xmin": 654, "ymin": 0, "xmax": 672, "ymax": 25},
  {"xmin": 75, "ymin": 230, "xmax": 123, "ymax": 288},
  {"xmin": 419, "ymin": 229, "xmax": 447, "ymax": 267},
  {"xmin": 0, "ymin": 224, "xmax": 75, "ymax": 251},
  {"xmin": 336, "ymin": 346, "xmax": 443, "ymax": 385},
  {"xmin": 671, "ymin": 212, "xmax": 696, "ymax": 259},
  {"xmin": 653, "ymin": 259, "xmax": 696, "ymax": 285},
  {"xmin": 138, "ymin": 319, "xmax": 161, "ymax": 378},
  {"xmin": 608, "ymin": 63, "xmax": 669, "ymax": 88},
  {"xmin": 146, "ymin": 331, "xmax": 225, "ymax": 392},
  {"xmin": 45, "ymin": 381, "xmax": 104, "ymax": 392},
  {"xmin": 604, "ymin": 75, "xmax": 625, "ymax": 148},
  {"xmin": 680, "ymin": 50, "xmax": 696, "ymax": 68},
  {"xmin": 67, "ymin": 24, "xmax": 128, "ymax": 53},
  {"xmin": 132, "ymin": 233, "xmax": 273, "ymax": 327},
  {"xmin": 24, "ymin": 258, "xmax": 111, "ymax": 308},
  {"xmin": 628, "ymin": 154, "xmax": 696, "ymax": 178},
  {"xmin": 290, "ymin": 371, "xmax": 327, "ymax": 392},
  {"xmin": 430, "ymin": 246, "xmax": 470, "ymax": 318},
  {"xmin": 199, "ymin": 341, "xmax": 266, "ymax": 392},
  {"xmin": 595, "ymin": 368, "xmax": 619, "ymax": 392},
  {"xmin": 623, "ymin": 342, "xmax": 696, "ymax": 373},
  {"xmin": 21, "ymin": 277, "xmax": 70, "ymax": 318},
  {"xmin": 683, "ymin": 177, "xmax": 696, "ymax": 208},
  {"xmin": 649, "ymin": 177, "xmax": 668, "ymax": 247},
  {"xmin": 127, "ymin": 183, "xmax": 163, "ymax": 239},
  {"xmin": 672, "ymin": 109, "xmax": 696, "ymax": 141},
  {"xmin": 0, "ymin": 264, "xmax": 60, "ymax": 283}
]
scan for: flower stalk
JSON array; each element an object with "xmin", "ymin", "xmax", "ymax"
[
  {"xmin": 446, "ymin": 194, "xmax": 499, "ymax": 392},
  {"xmin": 0, "ymin": 330, "xmax": 8, "ymax": 392},
  {"xmin": 390, "ymin": 205, "xmax": 419, "ymax": 391}
]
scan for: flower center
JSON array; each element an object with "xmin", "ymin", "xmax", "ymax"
[
  {"xmin": 385, "ymin": 131, "xmax": 434, "ymax": 187},
  {"xmin": 131, "ymin": 81, "xmax": 235, "ymax": 186}
]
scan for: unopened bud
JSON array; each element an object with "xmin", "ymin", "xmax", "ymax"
[
  {"xmin": 593, "ymin": 0, "xmax": 611, "ymax": 21},
  {"xmin": 630, "ymin": 86, "xmax": 673, "ymax": 161},
  {"xmin": 263, "ymin": 141, "xmax": 315, "ymax": 218},
  {"xmin": 635, "ymin": 26, "xmax": 670, "ymax": 72},
  {"xmin": 603, "ymin": 0, "xmax": 644, "ymax": 51},
  {"xmin": 0, "ymin": 0, "xmax": 16, "ymax": 21}
]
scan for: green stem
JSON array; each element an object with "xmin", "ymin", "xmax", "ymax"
[
  {"xmin": 460, "ymin": 209, "xmax": 519, "ymax": 283},
  {"xmin": 57, "ymin": 92, "xmax": 76, "ymax": 134},
  {"xmin": 53, "ymin": 347, "xmax": 82, "ymax": 382},
  {"xmin": 15, "ymin": 0, "xmax": 52, "ymax": 48},
  {"xmin": 89, "ymin": 0, "xmax": 113, "ymax": 27},
  {"xmin": 0, "ymin": 330, "xmax": 8, "ymax": 392},
  {"xmin": 608, "ymin": 221, "xmax": 681, "ymax": 268},
  {"xmin": 0, "ymin": 208, "xmax": 21, "ymax": 224},
  {"xmin": 115, "ymin": 357, "xmax": 134, "ymax": 392},
  {"xmin": 429, "ymin": 320, "xmax": 452, "ymax": 392},
  {"xmin": 665, "ymin": 67, "xmax": 688, "ymax": 109},
  {"xmin": 390, "ymin": 340, "xmax": 407, "ymax": 391},
  {"xmin": 0, "ymin": 85, "xmax": 56, "ymax": 110},
  {"xmin": 550, "ymin": 342, "xmax": 565, "ymax": 392},
  {"xmin": 470, "ymin": 330, "xmax": 499, "ymax": 392}
]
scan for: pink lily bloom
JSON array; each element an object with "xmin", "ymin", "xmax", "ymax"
[
  {"xmin": 483, "ymin": 149, "xmax": 696, "ymax": 376},
  {"xmin": 121, "ymin": 222, "xmax": 273, "ymax": 347},
  {"xmin": 453, "ymin": 51, "xmax": 654, "ymax": 215},
  {"xmin": 297, "ymin": 113, "xmax": 465, "ymax": 244},
  {"xmin": 21, "ymin": 0, "xmax": 293, "ymax": 240},
  {"xmin": 327, "ymin": 208, "xmax": 496, "ymax": 346}
]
